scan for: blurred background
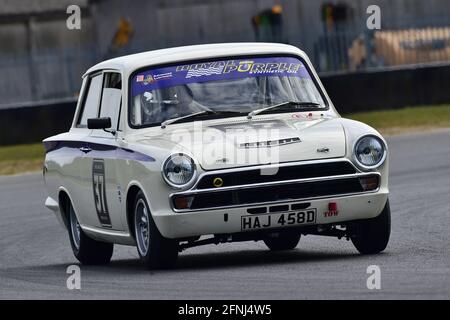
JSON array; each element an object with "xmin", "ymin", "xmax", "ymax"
[
  {"xmin": 0, "ymin": 0, "xmax": 450, "ymax": 173},
  {"xmin": 1, "ymin": 0, "xmax": 450, "ymax": 105}
]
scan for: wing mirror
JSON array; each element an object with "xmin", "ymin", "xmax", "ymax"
[
  {"xmin": 87, "ymin": 117, "xmax": 111, "ymax": 129},
  {"xmin": 87, "ymin": 117, "xmax": 116, "ymax": 135}
]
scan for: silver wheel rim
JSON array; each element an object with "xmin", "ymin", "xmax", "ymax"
[
  {"xmin": 135, "ymin": 199, "xmax": 150, "ymax": 256},
  {"xmin": 70, "ymin": 205, "xmax": 81, "ymax": 250}
]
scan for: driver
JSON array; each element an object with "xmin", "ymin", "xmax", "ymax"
[{"xmin": 140, "ymin": 85, "xmax": 197, "ymax": 124}]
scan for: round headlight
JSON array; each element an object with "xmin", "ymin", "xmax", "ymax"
[
  {"xmin": 162, "ymin": 154, "xmax": 196, "ymax": 188},
  {"xmin": 354, "ymin": 135, "xmax": 386, "ymax": 169}
]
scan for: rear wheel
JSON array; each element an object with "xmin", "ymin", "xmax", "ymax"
[
  {"xmin": 133, "ymin": 191, "xmax": 178, "ymax": 269},
  {"xmin": 68, "ymin": 202, "xmax": 113, "ymax": 265},
  {"xmin": 351, "ymin": 199, "xmax": 391, "ymax": 254},
  {"xmin": 264, "ymin": 233, "xmax": 301, "ymax": 251}
]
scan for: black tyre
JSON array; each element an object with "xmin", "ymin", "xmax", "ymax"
[
  {"xmin": 133, "ymin": 191, "xmax": 178, "ymax": 269},
  {"xmin": 263, "ymin": 233, "xmax": 301, "ymax": 251},
  {"xmin": 351, "ymin": 199, "xmax": 391, "ymax": 254},
  {"xmin": 68, "ymin": 202, "xmax": 113, "ymax": 265}
]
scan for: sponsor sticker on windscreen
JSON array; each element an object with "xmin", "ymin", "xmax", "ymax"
[{"xmin": 132, "ymin": 57, "xmax": 311, "ymax": 97}]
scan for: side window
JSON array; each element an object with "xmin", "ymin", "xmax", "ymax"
[
  {"xmin": 99, "ymin": 73, "xmax": 122, "ymax": 130},
  {"xmin": 78, "ymin": 74, "xmax": 103, "ymax": 127}
]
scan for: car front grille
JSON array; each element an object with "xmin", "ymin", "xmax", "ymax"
[
  {"xmin": 196, "ymin": 161, "xmax": 357, "ymax": 189},
  {"xmin": 170, "ymin": 160, "xmax": 380, "ymax": 212}
]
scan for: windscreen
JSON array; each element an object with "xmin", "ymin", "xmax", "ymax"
[{"xmin": 130, "ymin": 56, "xmax": 326, "ymax": 127}]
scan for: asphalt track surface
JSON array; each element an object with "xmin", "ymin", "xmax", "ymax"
[{"xmin": 1, "ymin": 130, "xmax": 449, "ymax": 299}]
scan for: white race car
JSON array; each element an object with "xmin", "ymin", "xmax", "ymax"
[{"xmin": 44, "ymin": 43, "xmax": 390, "ymax": 269}]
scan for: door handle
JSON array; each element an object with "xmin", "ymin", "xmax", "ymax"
[{"xmin": 80, "ymin": 146, "xmax": 92, "ymax": 153}]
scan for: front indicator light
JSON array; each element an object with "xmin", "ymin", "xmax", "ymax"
[
  {"xmin": 359, "ymin": 176, "xmax": 379, "ymax": 191},
  {"xmin": 174, "ymin": 196, "xmax": 194, "ymax": 210}
]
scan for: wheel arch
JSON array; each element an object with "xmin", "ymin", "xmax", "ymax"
[
  {"xmin": 125, "ymin": 182, "xmax": 147, "ymax": 239},
  {"xmin": 58, "ymin": 187, "xmax": 74, "ymax": 230}
]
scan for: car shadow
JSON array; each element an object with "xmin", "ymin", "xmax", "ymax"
[
  {"xmin": 1, "ymin": 248, "xmax": 379, "ymax": 276},
  {"xmin": 104, "ymin": 248, "xmax": 370, "ymax": 272},
  {"xmin": 173, "ymin": 249, "xmax": 367, "ymax": 271}
]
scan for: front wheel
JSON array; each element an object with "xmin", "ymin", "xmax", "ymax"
[
  {"xmin": 133, "ymin": 191, "xmax": 178, "ymax": 269},
  {"xmin": 68, "ymin": 202, "xmax": 113, "ymax": 265},
  {"xmin": 351, "ymin": 199, "xmax": 391, "ymax": 254},
  {"xmin": 263, "ymin": 233, "xmax": 301, "ymax": 251}
]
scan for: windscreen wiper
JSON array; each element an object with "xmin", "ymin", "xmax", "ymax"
[
  {"xmin": 247, "ymin": 101, "xmax": 322, "ymax": 120},
  {"xmin": 161, "ymin": 110, "xmax": 244, "ymax": 128}
]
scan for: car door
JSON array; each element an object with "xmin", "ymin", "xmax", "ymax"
[
  {"xmin": 71, "ymin": 72, "xmax": 104, "ymax": 228},
  {"xmin": 78, "ymin": 71, "xmax": 125, "ymax": 231}
]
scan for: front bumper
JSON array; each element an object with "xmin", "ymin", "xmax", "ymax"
[
  {"xmin": 154, "ymin": 191, "xmax": 388, "ymax": 239},
  {"xmin": 153, "ymin": 158, "xmax": 388, "ymax": 239}
]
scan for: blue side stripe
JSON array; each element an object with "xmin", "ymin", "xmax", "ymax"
[{"xmin": 43, "ymin": 140, "xmax": 155, "ymax": 162}]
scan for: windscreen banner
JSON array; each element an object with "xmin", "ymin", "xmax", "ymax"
[{"xmin": 132, "ymin": 57, "xmax": 311, "ymax": 97}]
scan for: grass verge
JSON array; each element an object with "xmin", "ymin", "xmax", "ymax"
[
  {"xmin": 346, "ymin": 104, "xmax": 450, "ymax": 135},
  {"xmin": 1, "ymin": 104, "xmax": 449, "ymax": 175},
  {"xmin": 0, "ymin": 143, "xmax": 45, "ymax": 175}
]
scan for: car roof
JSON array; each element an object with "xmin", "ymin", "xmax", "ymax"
[{"xmin": 84, "ymin": 42, "xmax": 306, "ymax": 77}]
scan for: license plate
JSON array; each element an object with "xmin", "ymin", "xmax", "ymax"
[{"xmin": 241, "ymin": 209, "xmax": 317, "ymax": 231}]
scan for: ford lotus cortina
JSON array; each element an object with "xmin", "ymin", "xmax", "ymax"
[{"xmin": 43, "ymin": 43, "xmax": 390, "ymax": 269}]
